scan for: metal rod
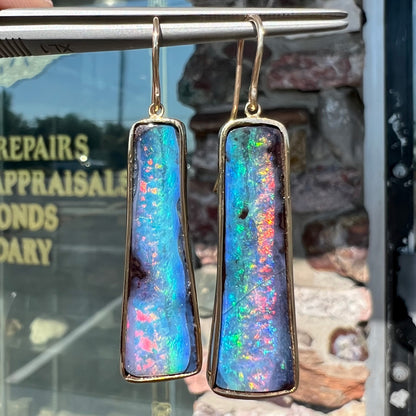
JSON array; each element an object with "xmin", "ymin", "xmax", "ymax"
[
  {"xmin": 0, "ymin": 7, "xmax": 348, "ymax": 22},
  {"xmin": 0, "ymin": 7, "xmax": 348, "ymax": 57}
]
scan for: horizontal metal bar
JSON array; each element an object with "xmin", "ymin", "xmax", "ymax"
[
  {"xmin": 0, "ymin": 7, "xmax": 348, "ymax": 57},
  {"xmin": 0, "ymin": 7, "xmax": 348, "ymax": 22}
]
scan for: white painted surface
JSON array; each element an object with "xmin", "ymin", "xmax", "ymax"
[{"xmin": 363, "ymin": 0, "xmax": 387, "ymax": 415}]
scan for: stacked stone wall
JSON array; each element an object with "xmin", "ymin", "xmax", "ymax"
[{"xmin": 179, "ymin": 1, "xmax": 371, "ymax": 414}]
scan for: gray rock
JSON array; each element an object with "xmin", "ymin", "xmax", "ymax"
[
  {"xmin": 178, "ymin": 44, "xmax": 238, "ymax": 110},
  {"xmin": 190, "ymin": 133, "xmax": 218, "ymax": 181},
  {"xmin": 329, "ymin": 327, "xmax": 368, "ymax": 361},
  {"xmin": 302, "ymin": 209, "xmax": 369, "ymax": 256},
  {"xmin": 291, "ymin": 167, "xmax": 362, "ymax": 214},
  {"xmin": 188, "ymin": 180, "xmax": 218, "ymax": 245},
  {"xmin": 317, "ymin": 88, "xmax": 364, "ymax": 169},
  {"xmin": 195, "ymin": 265, "xmax": 217, "ymax": 318},
  {"xmin": 268, "ymin": 51, "xmax": 362, "ymax": 91},
  {"xmin": 295, "ymin": 286, "xmax": 372, "ymax": 323}
]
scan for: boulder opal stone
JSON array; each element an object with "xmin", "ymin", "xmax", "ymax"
[
  {"xmin": 209, "ymin": 121, "xmax": 297, "ymax": 397},
  {"xmin": 122, "ymin": 121, "xmax": 200, "ymax": 381}
]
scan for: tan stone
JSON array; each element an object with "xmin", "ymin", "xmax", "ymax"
[
  {"xmin": 185, "ymin": 318, "xmax": 213, "ymax": 395},
  {"xmin": 193, "ymin": 391, "xmax": 293, "ymax": 416},
  {"xmin": 195, "ymin": 244, "xmax": 217, "ymax": 266},
  {"xmin": 291, "ymin": 348, "xmax": 369, "ymax": 408},
  {"xmin": 308, "ymin": 248, "xmax": 369, "ymax": 284},
  {"xmin": 294, "ymin": 286, "xmax": 372, "ymax": 323},
  {"xmin": 193, "ymin": 393, "xmax": 365, "ymax": 415},
  {"xmin": 185, "ymin": 350, "xmax": 210, "ymax": 395},
  {"xmin": 286, "ymin": 403, "xmax": 322, "ymax": 415},
  {"xmin": 29, "ymin": 317, "xmax": 68, "ymax": 345},
  {"xmin": 296, "ymin": 315, "xmax": 368, "ymax": 359},
  {"xmin": 293, "ymin": 258, "xmax": 356, "ymax": 290},
  {"xmin": 293, "ymin": 314, "xmax": 369, "ymax": 408},
  {"xmin": 329, "ymin": 401, "xmax": 366, "ymax": 416}
]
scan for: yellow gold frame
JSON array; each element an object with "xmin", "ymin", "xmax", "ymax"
[
  {"xmin": 120, "ymin": 115, "xmax": 202, "ymax": 383},
  {"xmin": 207, "ymin": 115, "xmax": 299, "ymax": 399}
]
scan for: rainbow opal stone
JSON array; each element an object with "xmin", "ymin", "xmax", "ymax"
[
  {"xmin": 213, "ymin": 122, "xmax": 296, "ymax": 395},
  {"xmin": 122, "ymin": 122, "xmax": 199, "ymax": 380}
]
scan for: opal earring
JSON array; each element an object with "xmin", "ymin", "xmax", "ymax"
[
  {"xmin": 207, "ymin": 15, "xmax": 298, "ymax": 398},
  {"xmin": 120, "ymin": 17, "xmax": 202, "ymax": 382}
]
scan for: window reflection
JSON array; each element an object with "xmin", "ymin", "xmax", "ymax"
[{"xmin": 0, "ymin": 1, "xmax": 196, "ymax": 415}]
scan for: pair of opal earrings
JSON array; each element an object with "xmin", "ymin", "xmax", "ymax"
[{"xmin": 120, "ymin": 15, "xmax": 298, "ymax": 399}]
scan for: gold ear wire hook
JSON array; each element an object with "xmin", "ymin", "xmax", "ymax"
[
  {"xmin": 230, "ymin": 38, "xmax": 244, "ymax": 120},
  {"xmin": 230, "ymin": 15, "xmax": 264, "ymax": 120},
  {"xmin": 246, "ymin": 15, "xmax": 264, "ymax": 117},
  {"xmin": 149, "ymin": 16, "xmax": 164, "ymax": 117}
]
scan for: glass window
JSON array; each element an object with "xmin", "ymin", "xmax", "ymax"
[{"xmin": 0, "ymin": 1, "xmax": 196, "ymax": 415}]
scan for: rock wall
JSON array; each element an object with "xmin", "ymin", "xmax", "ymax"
[{"xmin": 179, "ymin": 0, "xmax": 370, "ymax": 414}]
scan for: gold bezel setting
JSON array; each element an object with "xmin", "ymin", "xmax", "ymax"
[
  {"xmin": 120, "ymin": 116, "xmax": 202, "ymax": 383},
  {"xmin": 207, "ymin": 116, "xmax": 298, "ymax": 399}
]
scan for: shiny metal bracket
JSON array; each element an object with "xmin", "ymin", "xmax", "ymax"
[{"xmin": 0, "ymin": 7, "xmax": 347, "ymax": 57}]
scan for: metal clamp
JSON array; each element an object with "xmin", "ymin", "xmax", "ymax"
[{"xmin": 0, "ymin": 7, "xmax": 348, "ymax": 57}]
